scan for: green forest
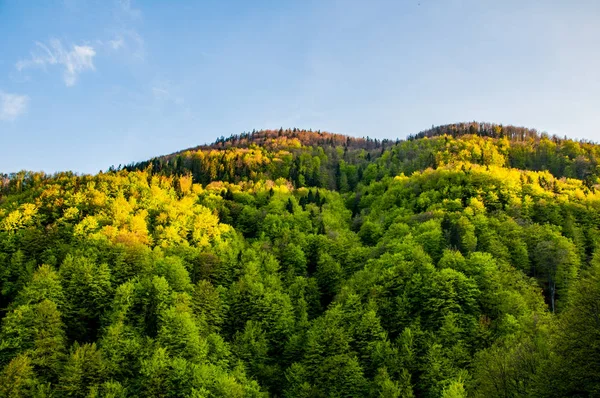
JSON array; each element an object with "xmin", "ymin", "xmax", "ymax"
[{"xmin": 1, "ymin": 122, "xmax": 599, "ymax": 397}]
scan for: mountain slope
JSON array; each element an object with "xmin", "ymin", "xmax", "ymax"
[{"xmin": 0, "ymin": 122, "xmax": 599, "ymax": 397}]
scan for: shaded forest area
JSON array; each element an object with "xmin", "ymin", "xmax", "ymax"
[{"xmin": 0, "ymin": 122, "xmax": 599, "ymax": 397}]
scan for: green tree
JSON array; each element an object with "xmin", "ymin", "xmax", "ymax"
[
  {"xmin": 0, "ymin": 299, "xmax": 66, "ymax": 381},
  {"xmin": 530, "ymin": 230, "xmax": 580, "ymax": 312},
  {"xmin": 1, "ymin": 250, "xmax": 35, "ymax": 305},
  {"xmin": 59, "ymin": 255, "xmax": 113, "ymax": 341},
  {"xmin": 191, "ymin": 280, "xmax": 226, "ymax": 333},
  {"xmin": 0, "ymin": 355, "xmax": 46, "ymax": 398},
  {"xmin": 315, "ymin": 253, "xmax": 343, "ymax": 306},
  {"xmin": 58, "ymin": 343, "xmax": 106, "ymax": 397},
  {"xmin": 157, "ymin": 305, "xmax": 208, "ymax": 362},
  {"xmin": 12, "ymin": 264, "xmax": 64, "ymax": 308},
  {"xmin": 542, "ymin": 254, "xmax": 600, "ymax": 396}
]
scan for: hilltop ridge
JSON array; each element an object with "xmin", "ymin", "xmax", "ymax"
[
  {"xmin": 121, "ymin": 122, "xmax": 600, "ymax": 189},
  {"xmin": 179, "ymin": 121, "xmax": 595, "ymax": 154},
  {"xmin": 5, "ymin": 121, "xmax": 600, "ymax": 196}
]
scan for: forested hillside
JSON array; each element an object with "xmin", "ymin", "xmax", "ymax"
[{"xmin": 1, "ymin": 122, "xmax": 599, "ymax": 397}]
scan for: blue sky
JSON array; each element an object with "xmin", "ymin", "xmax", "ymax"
[{"xmin": 1, "ymin": 0, "xmax": 599, "ymax": 174}]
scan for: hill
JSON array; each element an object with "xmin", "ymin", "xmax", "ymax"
[
  {"xmin": 123, "ymin": 122, "xmax": 600, "ymax": 189},
  {"xmin": 0, "ymin": 122, "xmax": 599, "ymax": 397}
]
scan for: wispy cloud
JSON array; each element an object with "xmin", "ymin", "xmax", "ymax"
[
  {"xmin": 152, "ymin": 87, "xmax": 170, "ymax": 98},
  {"xmin": 152, "ymin": 82, "xmax": 185, "ymax": 106},
  {"xmin": 0, "ymin": 91, "xmax": 29, "ymax": 121},
  {"xmin": 16, "ymin": 39, "xmax": 96, "ymax": 86},
  {"xmin": 106, "ymin": 30, "xmax": 145, "ymax": 60},
  {"xmin": 117, "ymin": 0, "xmax": 141, "ymax": 20},
  {"xmin": 107, "ymin": 0, "xmax": 145, "ymax": 60},
  {"xmin": 109, "ymin": 37, "xmax": 125, "ymax": 50}
]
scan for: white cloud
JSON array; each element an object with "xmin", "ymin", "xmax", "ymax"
[
  {"xmin": 125, "ymin": 30, "xmax": 145, "ymax": 60},
  {"xmin": 16, "ymin": 39, "xmax": 96, "ymax": 87},
  {"xmin": 0, "ymin": 91, "xmax": 29, "ymax": 121},
  {"xmin": 109, "ymin": 37, "xmax": 125, "ymax": 50},
  {"xmin": 151, "ymin": 81, "xmax": 189, "ymax": 116},
  {"xmin": 113, "ymin": 0, "xmax": 144, "ymax": 58},
  {"xmin": 152, "ymin": 87, "xmax": 170, "ymax": 98},
  {"xmin": 152, "ymin": 84, "xmax": 184, "ymax": 105},
  {"xmin": 117, "ymin": 0, "xmax": 141, "ymax": 20},
  {"xmin": 106, "ymin": 30, "xmax": 145, "ymax": 60}
]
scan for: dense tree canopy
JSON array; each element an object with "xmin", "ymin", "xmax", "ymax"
[{"xmin": 1, "ymin": 123, "xmax": 599, "ymax": 396}]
